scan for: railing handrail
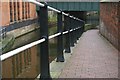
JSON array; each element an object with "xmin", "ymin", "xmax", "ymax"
[
  {"xmin": 1, "ymin": 1, "xmax": 85, "ymax": 79},
  {"xmin": 25, "ymin": 0, "xmax": 85, "ymax": 22},
  {"xmin": 0, "ymin": 27, "xmax": 82, "ymax": 61},
  {"xmin": 0, "ymin": 1, "xmax": 85, "ymax": 61}
]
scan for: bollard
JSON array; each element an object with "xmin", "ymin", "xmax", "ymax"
[
  {"xmin": 77, "ymin": 21, "xmax": 80, "ymax": 39},
  {"xmin": 56, "ymin": 12, "xmax": 65, "ymax": 62}
]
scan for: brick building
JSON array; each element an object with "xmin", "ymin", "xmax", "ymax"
[
  {"xmin": 100, "ymin": 1, "xmax": 120, "ymax": 51},
  {"xmin": 0, "ymin": 1, "xmax": 37, "ymax": 37},
  {"xmin": 0, "ymin": 1, "xmax": 41, "ymax": 78}
]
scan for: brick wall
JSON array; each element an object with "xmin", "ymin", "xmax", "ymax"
[
  {"xmin": 0, "ymin": 1, "xmax": 37, "ymax": 27},
  {"xmin": 29, "ymin": 3, "xmax": 37, "ymax": 19},
  {"xmin": 100, "ymin": 2, "xmax": 120, "ymax": 50},
  {"xmin": 0, "ymin": 2, "xmax": 10, "ymax": 26}
]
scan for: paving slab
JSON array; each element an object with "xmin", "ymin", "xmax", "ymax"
[{"xmin": 59, "ymin": 30, "xmax": 118, "ymax": 78}]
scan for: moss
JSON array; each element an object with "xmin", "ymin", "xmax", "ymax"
[
  {"xmin": 84, "ymin": 24, "xmax": 97, "ymax": 31},
  {"xmin": 0, "ymin": 34, "xmax": 15, "ymax": 53}
]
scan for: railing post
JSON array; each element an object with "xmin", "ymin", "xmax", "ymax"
[
  {"xmin": 79, "ymin": 21, "xmax": 85, "ymax": 38},
  {"xmin": 78, "ymin": 22, "xmax": 82, "ymax": 38},
  {"xmin": 39, "ymin": 4, "xmax": 51, "ymax": 79},
  {"xmin": 56, "ymin": 12, "xmax": 65, "ymax": 62},
  {"xmin": 64, "ymin": 15, "xmax": 71, "ymax": 53},
  {"xmin": 76, "ymin": 21, "xmax": 80, "ymax": 40},
  {"xmin": 70, "ymin": 18, "xmax": 75, "ymax": 47},
  {"xmin": 74, "ymin": 20, "xmax": 78, "ymax": 43},
  {"xmin": 73, "ymin": 19, "xmax": 77, "ymax": 44},
  {"xmin": 82, "ymin": 22, "xmax": 85, "ymax": 33}
]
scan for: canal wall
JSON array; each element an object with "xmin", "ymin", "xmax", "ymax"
[
  {"xmin": 0, "ymin": 1, "xmax": 37, "ymax": 37},
  {"xmin": 100, "ymin": 2, "xmax": 120, "ymax": 51},
  {"xmin": 0, "ymin": 1, "xmax": 38, "ymax": 53},
  {"xmin": 1, "ymin": 2, "xmax": 58, "ymax": 78},
  {"xmin": 7, "ymin": 22, "xmax": 39, "ymax": 38}
]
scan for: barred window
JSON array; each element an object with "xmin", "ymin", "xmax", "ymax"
[
  {"xmin": 22, "ymin": 2, "xmax": 25, "ymax": 19},
  {"xmin": 28, "ymin": 3, "xmax": 30, "ymax": 18},
  {"xmin": 25, "ymin": 2, "xmax": 27, "ymax": 19},
  {"xmin": 10, "ymin": 2, "xmax": 13, "ymax": 22},
  {"xmin": 17, "ymin": 2, "xmax": 20, "ymax": 20},
  {"xmin": 9, "ymin": 2, "xmax": 30, "ymax": 23},
  {"xmin": 14, "ymin": 2, "xmax": 16, "ymax": 21}
]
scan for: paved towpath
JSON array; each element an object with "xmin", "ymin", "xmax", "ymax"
[{"xmin": 59, "ymin": 30, "xmax": 118, "ymax": 78}]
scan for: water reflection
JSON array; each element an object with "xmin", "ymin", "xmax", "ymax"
[
  {"xmin": 2, "ymin": 46, "xmax": 40, "ymax": 78},
  {"xmin": 49, "ymin": 38, "xmax": 57, "ymax": 63},
  {"xmin": 86, "ymin": 12, "xmax": 99, "ymax": 26},
  {"xmin": 2, "ymin": 28, "xmax": 58, "ymax": 78},
  {"xmin": 2, "ymin": 11, "xmax": 58, "ymax": 78}
]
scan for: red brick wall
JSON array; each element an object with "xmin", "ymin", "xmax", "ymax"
[
  {"xmin": 100, "ymin": 2, "xmax": 120, "ymax": 50},
  {"xmin": 0, "ymin": 2, "xmax": 10, "ymax": 26},
  {"xmin": 0, "ymin": 1, "xmax": 37, "ymax": 27},
  {"xmin": 29, "ymin": 3, "xmax": 37, "ymax": 19}
]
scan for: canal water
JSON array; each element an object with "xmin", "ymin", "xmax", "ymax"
[
  {"xmin": 2, "ymin": 24, "xmax": 59, "ymax": 78},
  {"xmin": 86, "ymin": 12, "xmax": 99, "ymax": 26}
]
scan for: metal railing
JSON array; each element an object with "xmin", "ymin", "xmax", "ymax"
[{"xmin": 0, "ymin": 0, "xmax": 85, "ymax": 79}]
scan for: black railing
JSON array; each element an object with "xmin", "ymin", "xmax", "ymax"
[
  {"xmin": 38, "ymin": 2, "xmax": 84, "ymax": 79},
  {"xmin": 0, "ymin": 1, "xmax": 85, "ymax": 79}
]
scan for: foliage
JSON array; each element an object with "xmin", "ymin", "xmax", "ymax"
[{"xmin": 84, "ymin": 24, "xmax": 97, "ymax": 31}]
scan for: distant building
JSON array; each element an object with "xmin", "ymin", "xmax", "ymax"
[
  {"xmin": 100, "ymin": 1, "xmax": 120, "ymax": 50},
  {"xmin": 0, "ymin": 1, "xmax": 37, "ymax": 38}
]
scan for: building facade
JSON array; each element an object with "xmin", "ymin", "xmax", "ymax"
[
  {"xmin": 0, "ymin": 1, "xmax": 37, "ymax": 38},
  {"xmin": 0, "ymin": 1, "xmax": 40, "ymax": 78},
  {"xmin": 100, "ymin": 2, "xmax": 120, "ymax": 50}
]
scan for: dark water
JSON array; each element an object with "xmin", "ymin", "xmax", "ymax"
[
  {"xmin": 2, "ymin": 27, "xmax": 58, "ymax": 78},
  {"xmin": 86, "ymin": 13, "xmax": 99, "ymax": 26}
]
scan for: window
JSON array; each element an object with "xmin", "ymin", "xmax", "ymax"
[
  {"xmin": 22, "ymin": 2, "xmax": 25, "ymax": 19},
  {"xmin": 9, "ymin": 2, "xmax": 30, "ymax": 22},
  {"xmin": 9, "ymin": 2, "xmax": 13, "ymax": 22},
  {"xmin": 17, "ymin": 2, "xmax": 20, "ymax": 20},
  {"xmin": 14, "ymin": 2, "xmax": 16, "ymax": 21},
  {"xmin": 28, "ymin": 3, "xmax": 30, "ymax": 18},
  {"xmin": 25, "ymin": 2, "xmax": 27, "ymax": 19}
]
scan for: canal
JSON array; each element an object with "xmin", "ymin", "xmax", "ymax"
[{"xmin": 2, "ymin": 11, "xmax": 62, "ymax": 78}]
